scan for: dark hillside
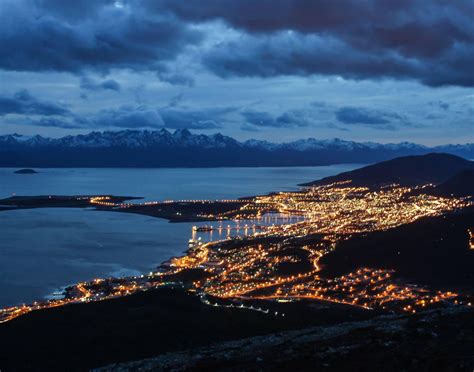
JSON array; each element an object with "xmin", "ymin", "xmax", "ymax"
[
  {"xmin": 320, "ymin": 208, "xmax": 474, "ymax": 292},
  {"xmin": 301, "ymin": 153, "xmax": 474, "ymax": 187}
]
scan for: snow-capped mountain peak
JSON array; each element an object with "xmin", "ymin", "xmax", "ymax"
[{"xmin": 0, "ymin": 129, "xmax": 472, "ymax": 168}]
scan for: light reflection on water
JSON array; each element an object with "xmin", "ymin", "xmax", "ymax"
[{"xmin": 192, "ymin": 213, "xmax": 306, "ymax": 242}]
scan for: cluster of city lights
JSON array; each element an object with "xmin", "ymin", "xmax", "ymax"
[
  {"xmin": 1, "ymin": 183, "xmax": 472, "ymax": 323},
  {"xmin": 177, "ymin": 183, "xmax": 472, "ymax": 312}
]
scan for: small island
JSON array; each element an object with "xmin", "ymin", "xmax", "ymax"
[{"xmin": 14, "ymin": 168, "xmax": 38, "ymax": 174}]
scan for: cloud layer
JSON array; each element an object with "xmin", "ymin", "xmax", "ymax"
[
  {"xmin": 160, "ymin": 0, "xmax": 474, "ymax": 87},
  {"xmin": 335, "ymin": 107, "xmax": 411, "ymax": 130},
  {"xmin": 1, "ymin": 0, "xmax": 472, "ymax": 87},
  {"xmin": 0, "ymin": 0, "xmax": 201, "ymax": 74},
  {"xmin": 0, "ymin": 0, "xmax": 472, "ymax": 143},
  {"xmin": 0, "ymin": 90, "xmax": 70, "ymax": 116},
  {"xmin": 80, "ymin": 77, "xmax": 121, "ymax": 92}
]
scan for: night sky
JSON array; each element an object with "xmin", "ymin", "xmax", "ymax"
[{"xmin": 0, "ymin": 0, "xmax": 473, "ymax": 145}]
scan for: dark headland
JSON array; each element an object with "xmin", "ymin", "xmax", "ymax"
[{"xmin": 300, "ymin": 153, "xmax": 474, "ymax": 188}]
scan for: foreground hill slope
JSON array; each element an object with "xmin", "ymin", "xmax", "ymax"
[
  {"xmin": 0, "ymin": 287, "xmax": 371, "ymax": 371},
  {"xmin": 97, "ymin": 307, "xmax": 474, "ymax": 372}
]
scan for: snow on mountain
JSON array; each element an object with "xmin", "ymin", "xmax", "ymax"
[
  {"xmin": 0, "ymin": 130, "xmax": 471, "ymax": 156},
  {"xmin": 243, "ymin": 139, "xmax": 277, "ymax": 150}
]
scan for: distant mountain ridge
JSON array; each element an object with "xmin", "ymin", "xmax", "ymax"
[{"xmin": 0, "ymin": 129, "xmax": 473, "ymax": 167}]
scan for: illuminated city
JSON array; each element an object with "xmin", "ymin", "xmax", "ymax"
[{"xmin": 2, "ymin": 182, "xmax": 472, "ymax": 324}]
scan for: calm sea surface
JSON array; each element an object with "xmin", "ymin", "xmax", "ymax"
[{"xmin": 0, "ymin": 165, "xmax": 361, "ymax": 307}]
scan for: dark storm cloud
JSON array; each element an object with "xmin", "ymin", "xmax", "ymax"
[
  {"xmin": 2, "ymin": 0, "xmax": 472, "ymax": 87},
  {"xmin": 336, "ymin": 107, "xmax": 390, "ymax": 125},
  {"xmin": 5, "ymin": 104, "xmax": 161, "ymax": 130},
  {"xmin": 203, "ymin": 30, "xmax": 473, "ymax": 87},
  {"xmin": 89, "ymin": 105, "xmax": 164, "ymax": 129},
  {"xmin": 156, "ymin": 0, "xmax": 473, "ymax": 55},
  {"xmin": 80, "ymin": 77, "xmax": 121, "ymax": 92},
  {"xmin": 335, "ymin": 107, "xmax": 411, "ymax": 130},
  {"xmin": 165, "ymin": 93, "xmax": 185, "ymax": 109},
  {"xmin": 440, "ymin": 103, "xmax": 450, "ymax": 111},
  {"xmin": 241, "ymin": 104, "xmax": 414, "ymax": 131},
  {"xmin": 156, "ymin": 73, "xmax": 195, "ymax": 87},
  {"xmin": 154, "ymin": 0, "xmax": 474, "ymax": 87},
  {"xmin": 91, "ymin": 105, "xmax": 230, "ymax": 130},
  {"xmin": 32, "ymin": 0, "xmax": 116, "ymax": 21},
  {"xmin": 0, "ymin": 90, "xmax": 71, "ymax": 116},
  {"xmin": 21, "ymin": 117, "xmax": 83, "ymax": 129},
  {"xmin": 0, "ymin": 0, "xmax": 202, "ymax": 75},
  {"xmin": 159, "ymin": 107, "xmax": 237, "ymax": 130},
  {"xmin": 276, "ymin": 111, "xmax": 312, "ymax": 127},
  {"xmin": 242, "ymin": 109, "xmax": 312, "ymax": 128},
  {"xmin": 241, "ymin": 111, "xmax": 276, "ymax": 128},
  {"xmin": 240, "ymin": 123, "xmax": 261, "ymax": 132},
  {"xmin": 155, "ymin": 63, "xmax": 196, "ymax": 86},
  {"xmin": 429, "ymin": 101, "xmax": 450, "ymax": 111},
  {"xmin": 1, "ymin": 91, "xmax": 235, "ymax": 130}
]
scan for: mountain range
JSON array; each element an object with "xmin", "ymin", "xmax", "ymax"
[{"xmin": 1, "ymin": 129, "xmax": 473, "ymax": 167}]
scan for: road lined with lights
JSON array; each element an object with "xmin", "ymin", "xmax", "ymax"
[{"xmin": 1, "ymin": 182, "xmax": 473, "ymax": 323}]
